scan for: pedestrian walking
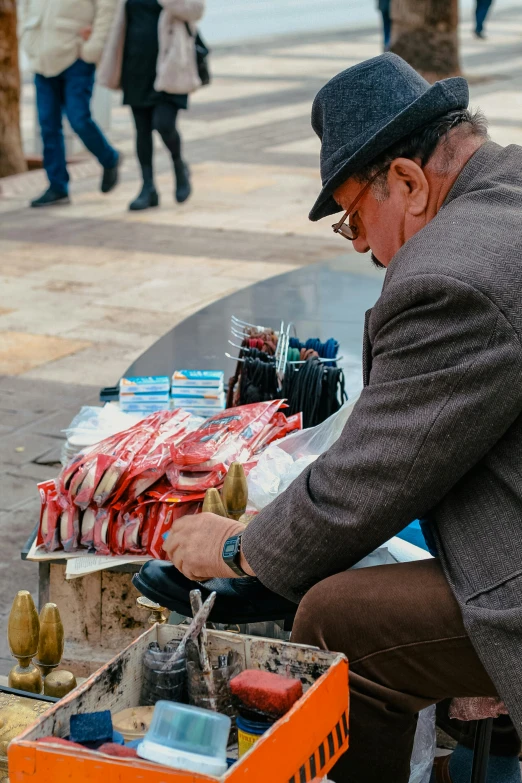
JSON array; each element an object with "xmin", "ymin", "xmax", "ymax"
[
  {"xmin": 19, "ymin": 0, "xmax": 122, "ymax": 207},
  {"xmin": 475, "ymin": 0, "xmax": 494, "ymax": 38},
  {"xmin": 99, "ymin": 0, "xmax": 205, "ymax": 211},
  {"xmin": 377, "ymin": 0, "xmax": 392, "ymax": 51}
]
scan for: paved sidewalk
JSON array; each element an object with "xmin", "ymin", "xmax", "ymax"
[{"xmin": 0, "ymin": 7, "xmax": 521, "ymax": 670}]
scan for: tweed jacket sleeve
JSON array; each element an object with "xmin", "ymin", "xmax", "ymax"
[
  {"xmin": 242, "ymin": 273, "xmax": 522, "ymax": 603},
  {"xmin": 82, "ymin": 0, "xmax": 120, "ymax": 65}
]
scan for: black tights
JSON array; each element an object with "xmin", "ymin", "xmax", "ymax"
[{"xmin": 131, "ymin": 103, "xmax": 182, "ymax": 178}]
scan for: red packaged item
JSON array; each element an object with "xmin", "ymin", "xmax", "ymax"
[
  {"xmin": 110, "ymin": 505, "xmax": 127, "ymax": 555},
  {"xmin": 170, "ymin": 401, "xmax": 285, "ymax": 468},
  {"xmin": 140, "ymin": 502, "xmax": 159, "ymax": 552},
  {"xmin": 74, "ymin": 454, "xmax": 117, "ymax": 510},
  {"xmin": 91, "ymin": 425, "xmax": 159, "ymax": 508},
  {"xmin": 122, "ymin": 502, "xmax": 149, "ymax": 555},
  {"xmin": 252, "ymin": 412, "xmax": 303, "ymax": 454},
  {"xmin": 37, "ymin": 480, "xmax": 61, "ymax": 552},
  {"xmin": 113, "ymin": 409, "xmax": 192, "ymax": 503},
  {"xmin": 109, "ymin": 500, "xmax": 147, "ymax": 555},
  {"xmin": 165, "ymin": 465, "xmax": 227, "ymax": 493},
  {"xmin": 80, "ymin": 506, "xmax": 97, "ymax": 548},
  {"xmin": 61, "ymin": 414, "xmax": 161, "ymax": 509},
  {"xmin": 148, "ymin": 501, "xmax": 201, "ymax": 559},
  {"xmin": 59, "ymin": 504, "xmax": 80, "ymax": 553},
  {"xmin": 93, "ymin": 508, "xmax": 112, "ymax": 555}
]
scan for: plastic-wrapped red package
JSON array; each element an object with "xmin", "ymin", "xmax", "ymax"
[
  {"xmin": 140, "ymin": 502, "xmax": 158, "ymax": 552},
  {"xmin": 252, "ymin": 412, "xmax": 303, "ymax": 454},
  {"xmin": 59, "ymin": 504, "xmax": 80, "ymax": 553},
  {"xmin": 148, "ymin": 501, "xmax": 201, "ymax": 559},
  {"xmin": 74, "ymin": 454, "xmax": 117, "ymax": 510},
  {"xmin": 80, "ymin": 506, "xmax": 97, "ymax": 549},
  {"xmin": 110, "ymin": 505, "xmax": 127, "ymax": 555},
  {"xmin": 112, "ymin": 409, "xmax": 192, "ymax": 503},
  {"xmin": 109, "ymin": 500, "xmax": 148, "ymax": 556},
  {"xmin": 170, "ymin": 401, "xmax": 285, "ymax": 468},
  {"xmin": 122, "ymin": 502, "xmax": 149, "ymax": 555},
  {"xmin": 37, "ymin": 480, "xmax": 61, "ymax": 552},
  {"xmin": 91, "ymin": 424, "xmax": 161, "ymax": 508},
  {"xmin": 93, "ymin": 508, "xmax": 113, "ymax": 555},
  {"xmin": 155, "ymin": 486, "xmax": 206, "ymax": 504},
  {"xmin": 165, "ymin": 464, "xmax": 227, "ymax": 492},
  {"xmin": 61, "ymin": 413, "xmax": 162, "ymax": 509}
]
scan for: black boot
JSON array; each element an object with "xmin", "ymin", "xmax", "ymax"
[
  {"xmin": 101, "ymin": 151, "xmax": 123, "ymax": 193},
  {"xmin": 174, "ymin": 159, "xmax": 191, "ymax": 203},
  {"xmin": 129, "ymin": 167, "xmax": 159, "ymax": 211}
]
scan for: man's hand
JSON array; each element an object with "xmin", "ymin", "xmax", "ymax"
[
  {"xmin": 79, "ymin": 26, "xmax": 92, "ymax": 41},
  {"xmin": 163, "ymin": 512, "xmax": 247, "ymax": 581}
]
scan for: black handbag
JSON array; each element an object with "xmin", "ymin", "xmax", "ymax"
[{"xmin": 185, "ymin": 23, "xmax": 211, "ymax": 86}]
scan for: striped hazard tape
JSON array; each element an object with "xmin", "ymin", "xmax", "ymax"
[{"xmin": 288, "ymin": 710, "xmax": 349, "ymax": 783}]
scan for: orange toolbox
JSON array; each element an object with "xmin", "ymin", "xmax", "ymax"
[{"xmin": 9, "ymin": 623, "xmax": 349, "ymax": 783}]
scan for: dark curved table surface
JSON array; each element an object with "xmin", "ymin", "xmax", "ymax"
[{"xmin": 124, "ymin": 260, "xmax": 384, "ymax": 392}]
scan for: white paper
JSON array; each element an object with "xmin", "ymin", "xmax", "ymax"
[
  {"xmin": 65, "ymin": 554, "xmax": 151, "ymax": 579},
  {"xmin": 26, "ymin": 539, "xmax": 85, "ymax": 562}
]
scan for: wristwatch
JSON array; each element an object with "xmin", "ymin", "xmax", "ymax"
[{"xmin": 222, "ymin": 533, "xmax": 248, "ymax": 577}]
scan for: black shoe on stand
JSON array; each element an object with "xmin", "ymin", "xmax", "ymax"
[
  {"xmin": 132, "ymin": 560, "xmax": 298, "ymax": 625},
  {"xmin": 174, "ymin": 159, "xmax": 191, "ymax": 203}
]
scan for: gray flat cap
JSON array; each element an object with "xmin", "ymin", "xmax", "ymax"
[{"xmin": 309, "ymin": 53, "xmax": 469, "ymax": 221}]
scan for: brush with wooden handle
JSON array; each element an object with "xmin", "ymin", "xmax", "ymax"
[{"xmin": 189, "ymin": 589, "xmax": 217, "ymax": 711}]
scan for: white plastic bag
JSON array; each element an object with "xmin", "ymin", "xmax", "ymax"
[
  {"xmin": 409, "ymin": 706, "xmax": 436, "ymax": 783},
  {"xmin": 247, "ymin": 396, "xmax": 359, "ymax": 511}
]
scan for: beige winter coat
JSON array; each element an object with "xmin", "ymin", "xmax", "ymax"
[
  {"xmin": 18, "ymin": 0, "xmax": 119, "ymax": 78},
  {"xmin": 98, "ymin": 0, "xmax": 205, "ymax": 95}
]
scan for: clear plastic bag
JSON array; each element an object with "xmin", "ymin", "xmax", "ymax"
[
  {"xmin": 409, "ymin": 706, "xmax": 436, "ymax": 783},
  {"xmin": 247, "ymin": 396, "xmax": 359, "ymax": 511}
]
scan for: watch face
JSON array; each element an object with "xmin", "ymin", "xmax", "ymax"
[{"xmin": 223, "ymin": 537, "xmax": 238, "ymax": 560}]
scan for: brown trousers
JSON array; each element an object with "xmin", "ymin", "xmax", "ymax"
[{"xmin": 291, "ymin": 559, "xmax": 516, "ymax": 783}]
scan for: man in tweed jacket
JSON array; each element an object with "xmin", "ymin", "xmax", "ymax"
[{"xmin": 161, "ymin": 54, "xmax": 522, "ymax": 782}]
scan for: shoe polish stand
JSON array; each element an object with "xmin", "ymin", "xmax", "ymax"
[{"xmin": 21, "ymin": 263, "xmax": 383, "ymax": 676}]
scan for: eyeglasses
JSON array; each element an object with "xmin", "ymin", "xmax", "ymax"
[{"xmin": 332, "ymin": 166, "xmax": 389, "ymax": 241}]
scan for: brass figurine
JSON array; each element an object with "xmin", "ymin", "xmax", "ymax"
[
  {"xmin": 136, "ymin": 596, "xmax": 168, "ymax": 625},
  {"xmin": 44, "ymin": 670, "xmax": 77, "ymax": 698},
  {"xmin": 7, "ymin": 591, "xmax": 42, "ymax": 694},
  {"xmin": 202, "ymin": 488, "xmax": 227, "ymax": 517},
  {"xmin": 35, "ymin": 603, "xmax": 64, "ymax": 678},
  {"xmin": 222, "ymin": 462, "xmax": 248, "ymax": 521}
]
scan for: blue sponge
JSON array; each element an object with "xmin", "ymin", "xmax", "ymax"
[{"xmin": 70, "ymin": 711, "xmax": 113, "ymax": 745}]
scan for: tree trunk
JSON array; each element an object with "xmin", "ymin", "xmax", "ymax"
[
  {"xmin": 0, "ymin": 0, "xmax": 27, "ymax": 177},
  {"xmin": 390, "ymin": 0, "xmax": 461, "ymax": 84}
]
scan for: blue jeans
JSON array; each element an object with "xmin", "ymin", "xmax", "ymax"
[
  {"xmin": 476, "ymin": 0, "xmax": 493, "ymax": 33},
  {"xmin": 35, "ymin": 59, "xmax": 118, "ymax": 194}
]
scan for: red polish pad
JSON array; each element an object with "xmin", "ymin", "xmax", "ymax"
[{"xmin": 230, "ymin": 669, "xmax": 303, "ymax": 718}]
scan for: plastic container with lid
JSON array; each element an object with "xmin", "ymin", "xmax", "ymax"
[{"xmin": 137, "ymin": 701, "xmax": 231, "ymax": 777}]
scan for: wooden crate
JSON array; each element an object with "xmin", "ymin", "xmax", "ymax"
[{"xmin": 9, "ymin": 624, "xmax": 349, "ymax": 783}]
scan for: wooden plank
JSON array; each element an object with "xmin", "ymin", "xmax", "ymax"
[
  {"xmin": 100, "ymin": 571, "xmax": 144, "ymax": 650},
  {"xmin": 49, "ymin": 566, "xmax": 102, "ymax": 647}
]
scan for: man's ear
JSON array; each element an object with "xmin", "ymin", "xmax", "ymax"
[{"xmin": 388, "ymin": 157, "xmax": 429, "ymax": 216}]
